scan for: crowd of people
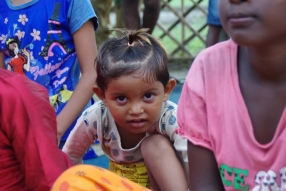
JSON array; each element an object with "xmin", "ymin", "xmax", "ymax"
[{"xmin": 1, "ymin": 0, "xmax": 286, "ymax": 190}]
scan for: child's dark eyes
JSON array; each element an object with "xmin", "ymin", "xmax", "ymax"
[
  {"xmin": 116, "ymin": 96, "xmax": 127, "ymax": 103},
  {"xmin": 144, "ymin": 93, "xmax": 154, "ymax": 100},
  {"xmin": 115, "ymin": 93, "xmax": 155, "ymax": 103}
]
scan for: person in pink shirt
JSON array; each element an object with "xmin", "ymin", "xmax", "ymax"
[
  {"xmin": 0, "ymin": 69, "xmax": 71, "ymax": 191},
  {"xmin": 176, "ymin": 0, "xmax": 286, "ymax": 190}
]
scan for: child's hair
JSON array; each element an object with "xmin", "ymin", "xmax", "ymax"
[{"xmin": 96, "ymin": 28, "xmax": 170, "ymax": 92}]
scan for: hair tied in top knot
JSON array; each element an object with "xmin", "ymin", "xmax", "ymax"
[{"xmin": 128, "ymin": 34, "xmax": 135, "ymax": 46}]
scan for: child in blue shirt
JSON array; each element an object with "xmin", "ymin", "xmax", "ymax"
[{"xmin": 0, "ymin": 0, "xmax": 98, "ymax": 146}]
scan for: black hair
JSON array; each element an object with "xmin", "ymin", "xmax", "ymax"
[
  {"xmin": 96, "ymin": 28, "xmax": 170, "ymax": 93},
  {"xmin": 6, "ymin": 37, "xmax": 20, "ymax": 57}
]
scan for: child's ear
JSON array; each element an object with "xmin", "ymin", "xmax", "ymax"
[
  {"xmin": 164, "ymin": 78, "xmax": 176, "ymax": 101},
  {"xmin": 92, "ymin": 86, "xmax": 106, "ymax": 104}
]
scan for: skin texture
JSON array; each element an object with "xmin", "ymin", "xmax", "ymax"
[
  {"xmin": 187, "ymin": 0, "xmax": 286, "ymax": 190},
  {"xmin": 57, "ymin": 20, "xmax": 97, "ymax": 142},
  {"xmin": 1, "ymin": 0, "xmax": 98, "ymax": 143},
  {"xmin": 94, "ymin": 76, "xmax": 188, "ymax": 190},
  {"xmin": 141, "ymin": 134, "xmax": 188, "ymax": 191},
  {"xmin": 219, "ymin": 0, "xmax": 286, "ymax": 144},
  {"xmin": 94, "ymin": 75, "xmax": 175, "ymax": 149},
  {"xmin": 122, "ymin": 0, "xmax": 161, "ymax": 34},
  {"xmin": 9, "ymin": 0, "xmax": 31, "ymax": 5},
  {"xmin": 205, "ymin": 25, "xmax": 222, "ymax": 47}
]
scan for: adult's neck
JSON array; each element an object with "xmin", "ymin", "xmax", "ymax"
[
  {"xmin": 10, "ymin": 0, "xmax": 31, "ymax": 6},
  {"xmin": 240, "ymin": 40, "xmax": 286, "ymax": 83}
]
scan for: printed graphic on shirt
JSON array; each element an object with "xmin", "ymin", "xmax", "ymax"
[
  {"xmin": 220, "ymin": 163, "xmax": 286, "ymax": 191},
  {"xmin": 5, "ymin": 37, "xmax": 30, "ymax": 74},
  {"xmin": 252, "ymin": 170, "xmax": 279, "ymax": 191},
  {"xmin": 0, "ymin": 2, "xmax": 78, "ymax": 115},
  {"xmin": 220, "ymin": 164, "xmax": 249, "ymax": 190},
  {"xmin": 39, "ymin": 3, "xmax": 72, "ymax": 57},
  {"xmin": 49, "ymin": 84, "xmax": 72, "ymax": 112}
]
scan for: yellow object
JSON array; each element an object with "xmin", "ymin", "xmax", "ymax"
[
  {"xmin": 49, "ymin": 84, "xmax": 73, "ymax": 111},
  {"xmin": 51, "ymin": 164, "xmax": 151, "ymax": 191},
  {"xmin": 109, "ymin": 161, "xmax": 150, "ymax": 188},
  {"xmin": 49, "ymin": 94, "xmax": 59, "ymax": 107}
]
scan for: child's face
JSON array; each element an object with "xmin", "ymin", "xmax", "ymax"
[
  {"xmin": 102, "ymin": 75, "xmax": 171, "ymax": 135},
  {"xmin": 219, "ymin": 0, "xmax": 286, "ymax": 46}
]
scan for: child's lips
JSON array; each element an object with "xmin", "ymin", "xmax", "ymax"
[
  {"xmin": 128, "ymin": 119, "xmax": 147, "ymax": 128},
  {"xmin": 228, "ymin": 13, "xmax": 255, "ymax": 27}
]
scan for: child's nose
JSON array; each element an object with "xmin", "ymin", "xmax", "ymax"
[
  {"xmin": 229, "ymin": 0, "xmax": 250, "ymax": 3},
  {"xmin": 128, "ymin": 103, "xmax": 144, "ymax": 115}
]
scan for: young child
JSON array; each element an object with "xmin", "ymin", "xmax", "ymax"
[
  {"xmin": 0, "ymin": 0, "xmax": 98, "ymax": 147},
  {"xmin": 63, "ymin": 28, "xmax": 188, "ymax": 191},
  {"xmin": 176, "ymin": 0, "xmax": 286, "ymax": 190}
]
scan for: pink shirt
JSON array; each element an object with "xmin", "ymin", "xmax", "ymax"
[
  {"xmin": 177, "ymin": 40, "xmax": 286, "ymax": 191},
  {"xmin": 0, "ymin": 69, "xmax": 71, "ymax": 191}
]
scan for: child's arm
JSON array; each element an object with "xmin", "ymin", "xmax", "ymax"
[
  {"xmin": 57, "ymin": 19, "xmax": 97, "ymax": 142},
  {"xmin": 0, "ymin": 52, "xmax": 5, "ymax": 69},
  {"xmin": 141, "ymin": 134, "xmax": 188, "ymax": 191},
  {"xmin": 62, "ymin": 107, "xmax": 98, "ymax": 164},
  {"xmin": 166, "ymin": 125, "xmax": 188, "ymax": 162},
  {"xmin": 188, "ymin": 141, "xmax": 224, "ymax": 190}
]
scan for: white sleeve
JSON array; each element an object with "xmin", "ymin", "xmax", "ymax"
[
  {"xmin": 158, "ymin": 101, "xmax": 188, "ymax": 162},
  {"xmin": 62, "ymin": 104, "xmax": 99, "ymax": 165}
]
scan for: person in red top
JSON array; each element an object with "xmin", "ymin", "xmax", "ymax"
[{"xmin": 0, "ymin": 68, "xmax": 71, "ymax": 191}]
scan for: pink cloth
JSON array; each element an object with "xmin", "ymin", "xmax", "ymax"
[
  {"xmin": 177, "ymin": 40, "xmax": 286, "ymax": 190},
  {"xmin": 0, "ymin": 69, "xmax": 71, "ymax": 191}
]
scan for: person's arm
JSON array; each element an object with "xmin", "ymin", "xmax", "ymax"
[
  {"xmin": 0, "ymin": 52, "xmax": 5, "ymax": 69},
  {"xmin": 188, "ymin": 141, "xmax": 224, "ymax": 191},
  {"xmin": 62, "ymin": 107, "xmax": 98, "ymax": 164},
  {"xmin": 159, "ymin": 101, "xmax": 188, "ymax": 162},
  {"xmin": 160, "ymin": 102, "xmax": 189, "ymax": 184},
  {"xmin": 141, "ymin": 134, "xmax": 188, "ymax": 191},
  {"xmin": 57, "ymin": 19, "xmax": 97, "ymax": 141},
  {"xmin": 206, "ymin": 25, "xmax": 222, "ymax": 47},
  {"xmin": 1, "ymin": 75, "xmax": 71, "ymax": 190}
]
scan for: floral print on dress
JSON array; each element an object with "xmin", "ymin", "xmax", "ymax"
[
  {"xmin": 0, "ymin": 34, "xmax": 7, "ymax": 44},
  {"xmin": 15, "ymin": 30, "xmax": 25, "ymax": 40},
  {"xmin": 18, "ymin": 14, "xmax": 28, "ymax": 25},
  {"xmin": 30, "ymin": 29, "xmax": 40, "ymax": 41}
]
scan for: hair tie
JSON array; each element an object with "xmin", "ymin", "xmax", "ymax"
[
  {"xmin": 128, "ymin": 42, "xmax": 134, "ymax": 46},
  {"xmin": 128, "ymin": 34, "xmax": 135, "ymax": 46}
]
